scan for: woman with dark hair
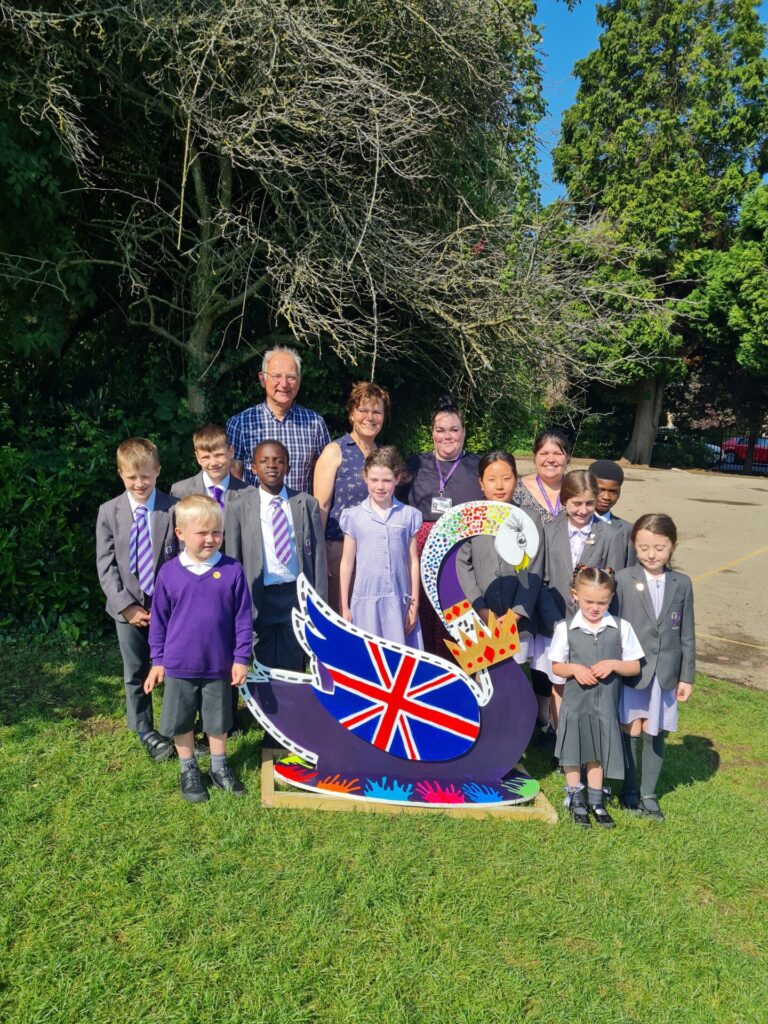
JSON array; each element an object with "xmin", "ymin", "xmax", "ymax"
[
  {"xmin": 514, "ymin": 428, "xmax": 571, "ymax": 524},
  {"xmin": 403, "ymin": 396, "xmax": 483, "ymax": 655},
  {"xmin": 313, "ymin": 381, "xmax": 390, "ymax": 611}
]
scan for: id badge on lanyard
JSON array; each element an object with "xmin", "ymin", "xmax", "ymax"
[
  {"xmin": 431, "ymin": 495, "xmax": 452, "ymax": 515},
  {"xmin": 432, "ymin": 451, "xmax": 463, "ymax": 516}
]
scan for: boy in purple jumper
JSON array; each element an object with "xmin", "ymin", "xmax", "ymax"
[{"xmin": 144, "ymin": 495, "xmax": 252, "ymax": 803}]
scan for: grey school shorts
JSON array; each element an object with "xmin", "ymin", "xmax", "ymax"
[{"xmin": 159, "ymin": 677, "xmax": 234, "ymax": 737}]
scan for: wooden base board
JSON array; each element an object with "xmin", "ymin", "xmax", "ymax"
[{"xmin": 260, "ymin": 749, "xmax": 559, "ymax": 824}]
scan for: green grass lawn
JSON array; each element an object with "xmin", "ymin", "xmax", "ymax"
[{"xmin": 1, "ymin": 640, "xmax": 767, "ymax": 1024}]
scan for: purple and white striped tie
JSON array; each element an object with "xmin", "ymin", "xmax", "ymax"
[
  {"xmin": 271, "ymin": 497, "xmax": 292, "ymax": 565},
  {"xmin": 130, "ymin": 505, "xmax": 154, "ymax": 595}
]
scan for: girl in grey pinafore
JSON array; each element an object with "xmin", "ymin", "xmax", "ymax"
[{"xmin": 555, "ymin": 620, "xmax": 626, "ymax": 778}]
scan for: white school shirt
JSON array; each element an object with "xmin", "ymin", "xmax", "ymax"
[
  {"xmin": 259, "ymin": 485, "xmax": 299, "ymax": 585},
  {"xmin": 127, "ymin": 488, "xmax": 157, "ymax": 558},
  {"xmin": 202, "ymin": 471, "xmax": 232, "ymax": 498},
  {"xmin": 568, "ymin": 517, "xmax": 595, "ymax": 566},
  {"xmin": 548, "ymin": 610, "xmax": 644, "ymax": 665},
  {"xmin": 644, "ymin": 569, "xmax": 666, "ymax": 618},
  {"xmin": 179, "ymin": 550, "xmax": 222, "ymax": 576}
]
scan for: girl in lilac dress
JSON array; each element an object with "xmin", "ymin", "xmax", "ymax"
[{"xmin": 339, "ymin": 447, "xmax": 423, "ymax": 649}]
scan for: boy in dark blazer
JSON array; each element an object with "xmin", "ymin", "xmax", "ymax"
[
  {"xmin": 95, "ymin": 437, "xmax": 178, "ymax": 761},
  {"xmin": 588, "ymin": 459, "xmax": 636, "ymax": 567},
  {"xmin": 227, "ymin": 440, "xmax": 327, "ymax": 672}
]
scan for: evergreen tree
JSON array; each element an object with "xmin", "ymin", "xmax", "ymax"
[{"xmin": 553, "ymin": 0, "xmax": 768, "ymax": 462}]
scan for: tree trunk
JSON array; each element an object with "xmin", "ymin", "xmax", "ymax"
[
  {"xmin": 185, "ymin": 314, "xmax": 215, "ymax": 419},
  {"xmin": 624, "ymin": 374, "xmax": 665, "ymax": 465},
  {"xmin": 743, "ymin": 422, "xmax": 759, "ymax": 475}
]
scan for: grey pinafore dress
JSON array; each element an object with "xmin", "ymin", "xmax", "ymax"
[{"xmin": 554, "ymin": 619, "xmax": 625, "ymax": 778}]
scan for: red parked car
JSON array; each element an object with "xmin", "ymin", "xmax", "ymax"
[{"xmin": 720, "ymin": 436, "xmax": 768, "ymax": 465}]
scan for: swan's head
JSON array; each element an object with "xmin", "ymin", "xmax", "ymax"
[{"xmin": 494, "ymin": 509, "xmax": 540, "ymax": 570}]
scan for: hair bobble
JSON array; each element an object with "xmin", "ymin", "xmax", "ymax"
[{"xmin": 605, "ymin": 566, "xmax": 615, "ymax": 577}]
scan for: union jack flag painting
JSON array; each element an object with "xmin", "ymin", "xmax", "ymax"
[{"xmin": 300, "ymin": 591, "xmax": 480, "ymax": 762}]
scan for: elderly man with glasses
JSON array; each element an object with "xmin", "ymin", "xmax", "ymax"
[{"xmin": 227, "ymin": 347, "xmax": 331, "ymax": 492}]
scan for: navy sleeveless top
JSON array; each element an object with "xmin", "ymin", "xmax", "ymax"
[{"xmin": 326, "ymin": 433, "xmax": 371, "ymax": 541}]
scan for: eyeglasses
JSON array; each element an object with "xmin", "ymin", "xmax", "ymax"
[{"xmin": 263, "ymin": 372, "xmax": 299, "ymax": 385}]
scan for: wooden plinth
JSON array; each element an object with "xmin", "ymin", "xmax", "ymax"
[{"xmin": 260, "ymin": 748, "xmax": 559, "ymax": 824}]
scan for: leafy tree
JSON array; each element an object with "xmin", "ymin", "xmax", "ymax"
[
  {"xmin": 552, "ymin": 0, "xmax": 768, "ymax": 462},
  {"xmin": 681, "ymin": 184, "xmax": 768, "ymax": 472},
  {"xmin": 0, "ymin": 0, "xmax": 548, "ymax": 416}
]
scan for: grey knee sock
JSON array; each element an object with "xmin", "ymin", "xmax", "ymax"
[
  {"xmin": 641, "ymin": 732, "xmax": 665, "ymax": 797},
  {"xmin": 211, "ymin": 753, "xmax": 227, "ymax": 772},
  {"xmin": 587, "ymin": 786, "xmax": 604, "ymax": 808},
  {"xmin": 180, "ymin": 755, "xmax": 196, "ymax": 774},
  {"xmin": 622, "ymin": 733, "xmax": 639, "ymax": 793}
]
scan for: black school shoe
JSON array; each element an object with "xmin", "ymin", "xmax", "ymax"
[
  {"xmin": 209, "ymin": 764, "xmax": 246, "ymax": 797},
  {"xmin": 588, "ymin": 802, "xmax": 617, "ymax": 829},
  {"xmin": 568, "ymin": 789, "xmax": 591, "ymax": 828},
  {"xmin": 142, "ymin": 730, "xmax": 176, "ymax": 763},
  {"xmin": 639, "ymin": 795, "xmax": 665, "ymax": 822},
  {"xmin": 180, "ymin": 763, "xmax": 209, "ymax": 803}
]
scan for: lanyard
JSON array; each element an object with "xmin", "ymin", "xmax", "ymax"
[
  {"xmin": 434, "ymin": 451, "xmax": 464, "ymax": 495},
  {"xmin": 536, "ymin": 474, "xmax": 561, "ymax": 516}
]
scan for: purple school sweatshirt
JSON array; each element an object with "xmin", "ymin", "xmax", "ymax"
[{"xmin": 149, "ymin": 555, "xmax": 252, "ymax": 678}]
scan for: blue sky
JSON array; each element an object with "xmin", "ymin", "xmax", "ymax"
[{"xmin": 537, "ymin": 0, "xmax": 768, "ymax": 204}]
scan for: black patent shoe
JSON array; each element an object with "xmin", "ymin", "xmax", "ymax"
[
  {"xmin": 639, "ymin": 795, "xmax": 665, "ymax": 821},
  {"xmin": 619, "ymin": 790, "xmax": 641, "ymax": 814},
  {"xmin": 568, "ymin": 789, "xmax": 591, "ymax": 828},
  {"xmin": 180, "ymin": 764, "xmax": 208, "ymax": 803},
  {"xmin": 143, "ymin": 730, "xmax": 176, "ymax": 763},
  {"xmin": 209, "ymin": 765, "xmax": 246, "ymax": 797},
  {"xmin": 589, "ymin": 802, "xmax": 617, "ymax": 829}
]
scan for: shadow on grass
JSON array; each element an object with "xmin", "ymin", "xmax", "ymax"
[
  {"xmin": 0, "ymin": 641, "xmax": 125, "ymax": 732},
  {"xmin": 660, "ymin": 733, "xmax": 720, "ymax": 796}
]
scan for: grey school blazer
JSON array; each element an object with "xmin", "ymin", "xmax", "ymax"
[
  {"xmin": 614, "ymin": 564, "xmax": 695, "ymax": 690},
  {"xmin": 95, "ymin": 491, "xmax": 178, "ymax": 622},
  {"xmin": 170, "ymin": 471, "xmax": 250, "ymax": 502},
  {"xmin": 170, "ymin": 471, "xmax": 251, "ymax": 552},
  {"xmin": 543, "ymin": 514, "xmax": 628, "ymax": 618},
  {"xmin": 605, "ymin": 513, "xmax": 636, "ymax": 567},
  {"xmin": 455, "ymin": 514, "xmax": 545, "ymax": 641},
  {"xmin": 226, "ymin": 487, "xmax": 328, "ymax": 618}
]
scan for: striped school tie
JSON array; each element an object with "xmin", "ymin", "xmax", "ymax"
[
  {"xmin": 271, "ymin": 497, "xmax": 292, "ymax": 564},
  {"xmin": 211, "ymin": 485, "xmax": 224, "ymax": 508},
  {"xmin": 129, "ymin": 505, "xmax": 154, "ymax": 595}
]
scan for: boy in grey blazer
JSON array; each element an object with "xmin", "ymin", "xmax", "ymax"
[
  {"xmin": 589, "ymin": 459, "xmax": 636, "ymax": 567},
  {"xmin": 227, "ymin": 440, "xmax": 327, "ymax": 672},
  {"xmin": 95, "ymin": 438, "xmax": 178, "ymax": 761},
  {"xmin": 171, "ymin": 423, "xmax": 250, "ymax": 519}
]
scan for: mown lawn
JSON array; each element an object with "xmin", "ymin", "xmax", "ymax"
[{"xmin": 1, "ymin": 640, "xmax": 766, "ymax": 1024}]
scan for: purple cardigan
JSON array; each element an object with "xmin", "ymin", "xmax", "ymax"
[{"xmin": 149, "ymin": 555, "xmax": 252, "ymax": 678}]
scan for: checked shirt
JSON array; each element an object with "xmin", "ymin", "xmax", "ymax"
[{"xmin": 226, "ymin": 401, "xmax": 330, "ymax": 492}]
